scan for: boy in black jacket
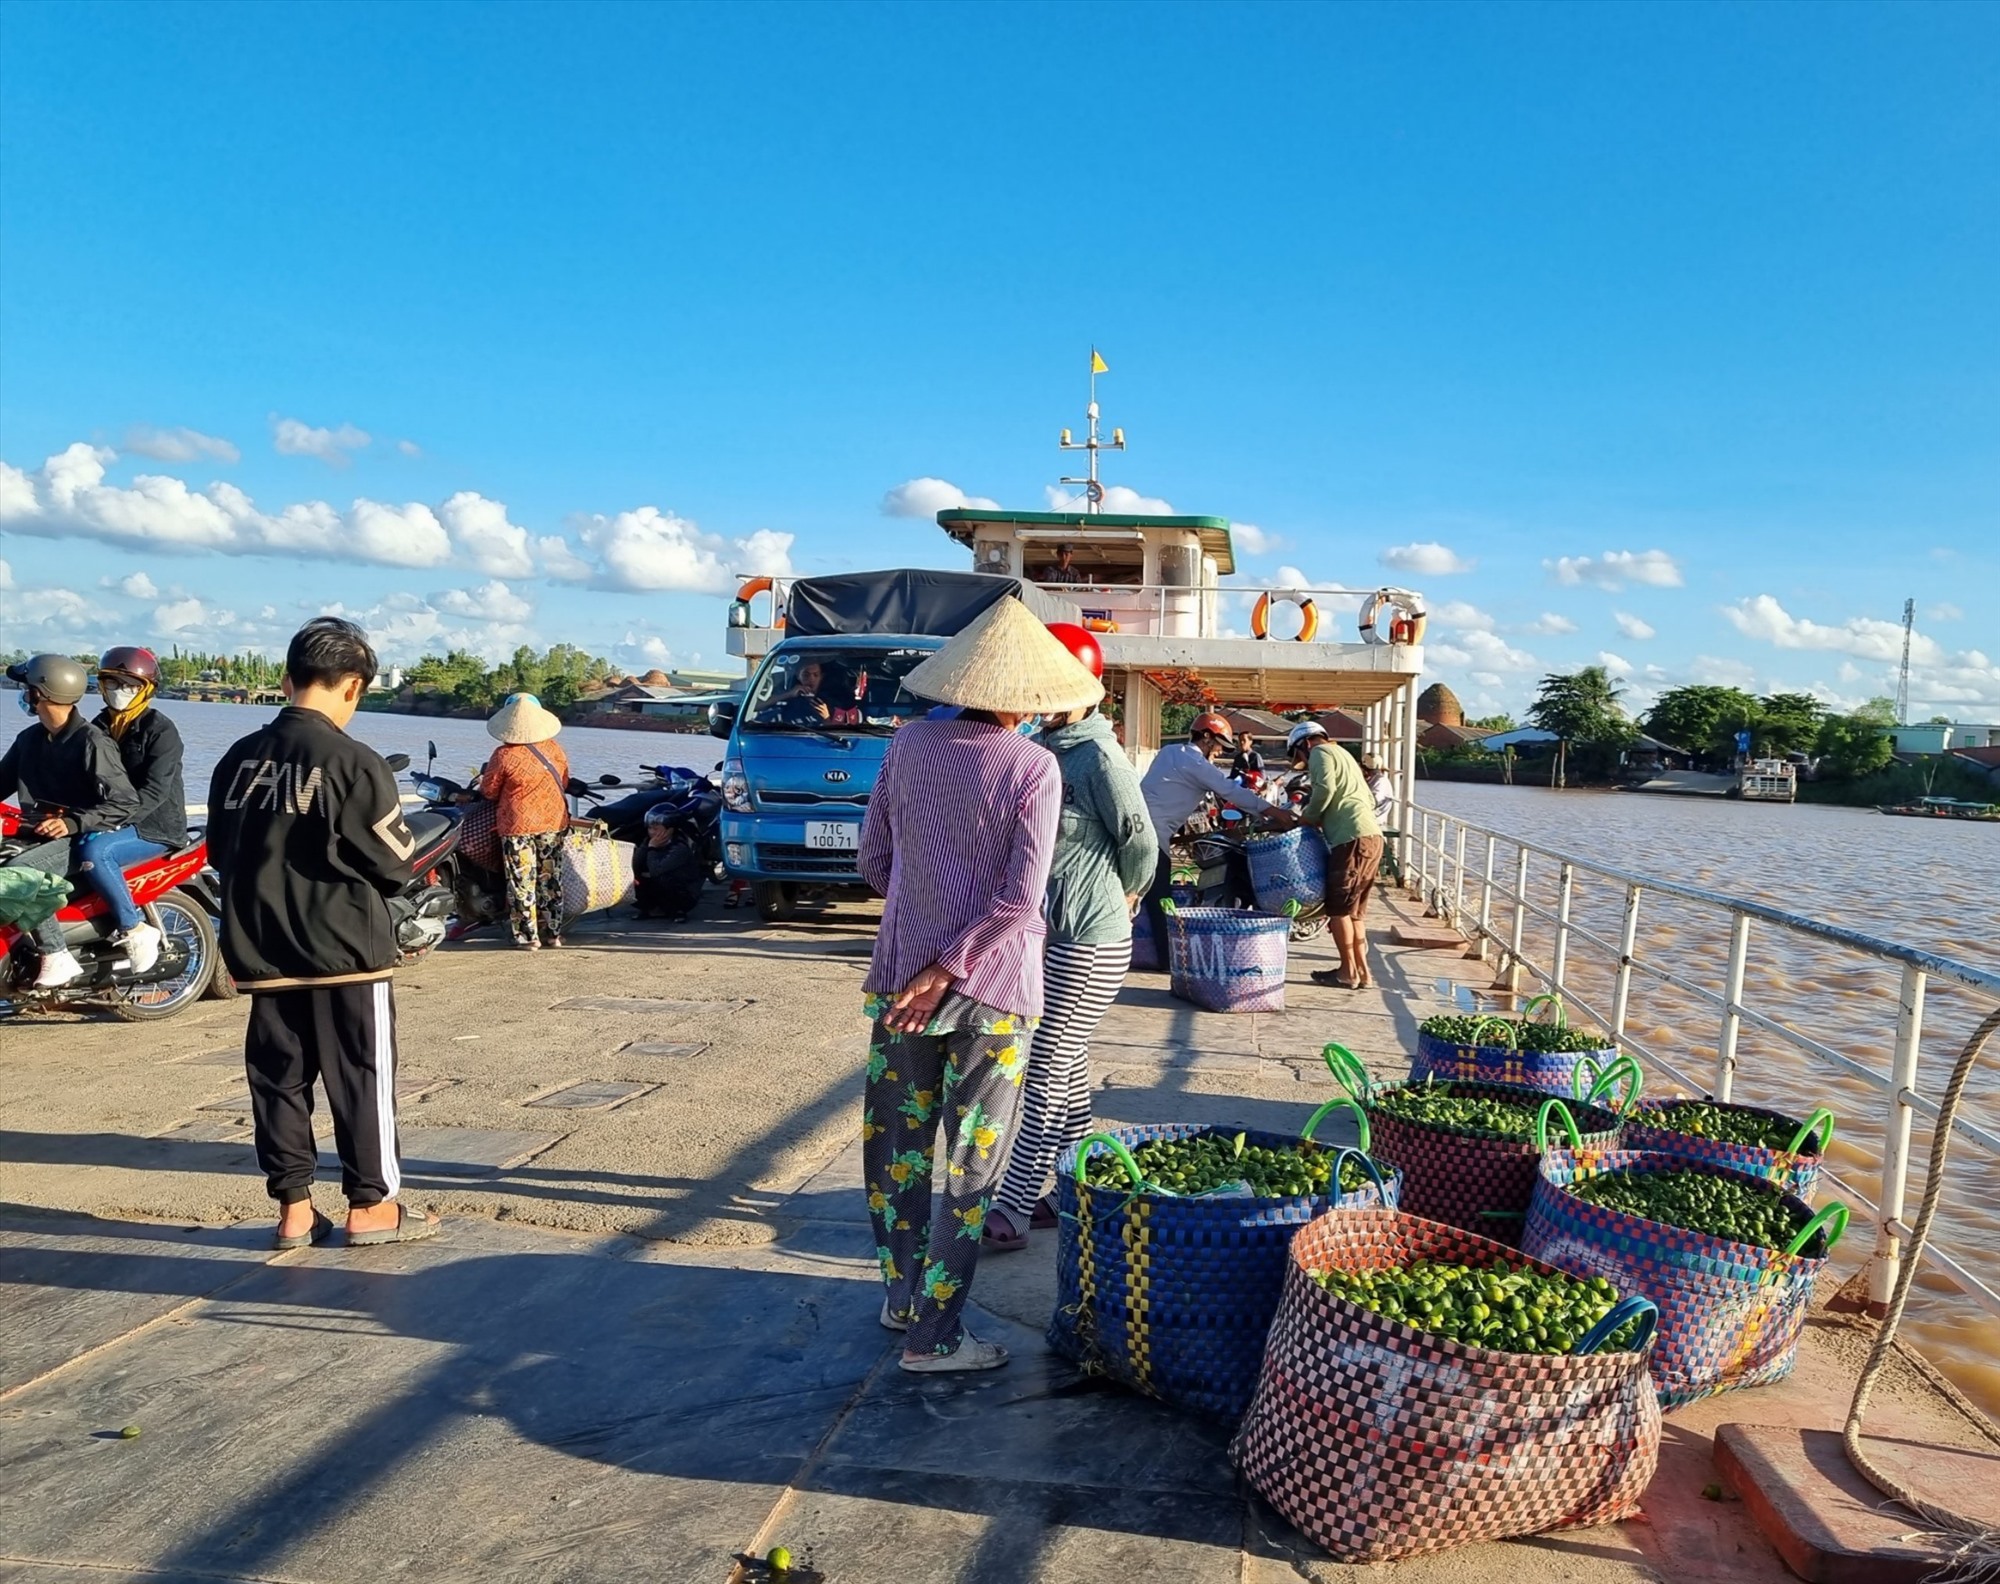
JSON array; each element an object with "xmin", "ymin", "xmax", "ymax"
[{"xmin": 206, "ymin": 618, "xmax": 438, "ymax": 1248}]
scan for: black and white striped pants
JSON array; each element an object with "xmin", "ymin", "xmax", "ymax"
[
  {"xmin": 245, "ymin": 980, "xmax": 401, "ymax": 1207},
  {"xmin": 996, "ymin": 937, "xmax": 1131, "ymax": 1220}
]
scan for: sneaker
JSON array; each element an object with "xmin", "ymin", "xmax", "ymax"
[
  {"xmin": 34, "ymin": 950, "xmax": 85, "ymax": 989},
  {"xmin": 119, "ymin": 923, "xmax": 162, "ymax": 975}
]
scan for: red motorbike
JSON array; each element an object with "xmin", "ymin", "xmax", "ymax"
[{"xmin": 0, "ymin": 802, "xmax": 221, "ymax": 1020}]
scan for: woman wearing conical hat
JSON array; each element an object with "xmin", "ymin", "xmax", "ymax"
[
  {"xmin": 856, "ymin": 595, "xmax": 1102, "ymax": 1374},
  {"xmin": 480, "ymin": 693, "xmax": 571, "ymax": 951}
]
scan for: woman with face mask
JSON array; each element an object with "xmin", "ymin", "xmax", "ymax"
[{"xmin": 81, "ymin": 646, "xmax": 188, "ymax": 975}]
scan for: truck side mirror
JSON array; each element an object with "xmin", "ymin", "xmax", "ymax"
[{"xmin": 708, "ymin": 700, "xmax": 739, "ymax": 739}]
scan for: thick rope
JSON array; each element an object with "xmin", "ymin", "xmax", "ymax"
[{"xmin": 1841, "ymin": 1003, "xmax": 2000, "ymax": 1577}]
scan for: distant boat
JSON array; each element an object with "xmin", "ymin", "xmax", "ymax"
[
  {"xmin": 1877, "ymin": 796, "xmax": 2000, "ymax": 822},
  {"xmin": 1736, "ymin": 758, "xmax": 1797, "ymax": 803}
]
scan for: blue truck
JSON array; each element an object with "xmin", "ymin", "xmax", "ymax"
[{"xmin": 709, "ymin": 569, "xmax": 1077, "ymax": 921}]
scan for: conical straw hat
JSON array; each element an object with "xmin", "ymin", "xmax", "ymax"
[
  {"xmin": 487, "ymin": 692, "xmax": 563, "ymax": 745},
  {"xmin": 903, "ymin": 595, "xmax": 1105, "ymax": 714}
]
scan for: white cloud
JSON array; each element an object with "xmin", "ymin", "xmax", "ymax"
[
  {"xmin": 1613, "ymin": 611, "xmax": 1657, "ymax": 641},
  {"xmin": 1428, "ymin": 630, "xmax": 1540, "ymax": 673},
  {"xmin": 0, "ymin": 558, "xmax": 12, "ymax": 591},
  {"xmin": 123, "ymin": 425, "xmax": 240, "ymax": 465},
  {"xmin": 272, "ymin": 417, "xmax": 371, "ymax": 466},
  {"xmin": 1545, "ymin": 549, "xmax": 1684, "ymax": 590},
  {"xmin": 1, "ymin": 583, "xmax": 93, "ymax": 638},
  {"xmin": 434, "ymin": 580, "xmax": 533, "ymax": 623},
  {"xmin": 1688, "ymin": 654, "xmax": 1760, "ymax": 689},
  {"xmin": 1525, "ymin": 612, "xmax": 1579, "ymax": 635},
  {"xmin": 536, "ymin": 535, "xmax": 592, "ymax": 582},
  {"xmin": 1596, "ymin": 650, "xmax": 1633, "ymax": 677},
  {"xmin": 0, "ymin": 462, "xmax": 35, "ymax": 520},
  {"xmin": 1380, "ymin": 541, "xmax": 1473, "ymax": 576},
  {"xmin": 1231, "ymin": 522, "xmax": 1279, "ymax": 556},
  {"xmin": 439, "ymin": 491, "xmax": 533, "ymax": 577},
  {"xmin": 881, "ymin": 477, "xmax": 999, "ymax": 517},
  {"xmin": 1431, "ymin": 600, "xmax": 1497, "ymax": 632},
  {"xmin": 616, "ymin": 633, "xmax": 678, "ymax": 670},
  {"xmin": 1043, "ymin": 484, "xmax": 1175, "ymax": 514},
  {"xmin": 578, "ymin": 505, "xmax": 796, "ymax": 593},
  {"xmin": 116, "ymin": 571, "xmax": 159, "ymax": 600},
  {"xmin": 397, "ymin": 439, "xmax": 423, "ymax": 458},
  {"xmin": 1723, "ymin": 594, "xmax": 2000, "ymax": 709},
  {"xmin": 153, "ymin": 596, "xmax": 220, "ymax": 634},
  {"xmin": 1927, "ymin": 603, "xmax": 1963, "ymax": 622}
]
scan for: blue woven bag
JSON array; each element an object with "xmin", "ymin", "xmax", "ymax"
[
  {"xmin": 1243, "ymin": 827, "xmax": 1327, "ymax": 914},
  {"xmin": 1165, "ymin": 903, "xmax": 1291, "ymax": 1012},
  {"xmin": 1049, "ymin": 1112, "xmax": 1403, "ymax": 1421},
  {"xmin": 1522, "ymin": 1147, "xmax": 1848, "ymax": 1407},
  {"xmin": 1619, "ymin": 1100, "xmax": 1832, "ymax": 1205},
  {"xmin": 1410, "ymin": 996, "xmax": 1620, "ymax": 1098}
]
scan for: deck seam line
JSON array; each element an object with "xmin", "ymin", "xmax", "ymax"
[{"xmin": 0, "ymin": 1554, "xmax": 311, "ymax": 1584}]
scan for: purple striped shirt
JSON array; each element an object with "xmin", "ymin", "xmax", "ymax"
[{"xmin": 858, "ymin": 719, "xmax": 1061, "ymax": 1019}]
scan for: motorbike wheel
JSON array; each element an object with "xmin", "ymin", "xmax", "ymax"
[
  {"xmin": 755, "ymin": 881, "xmax": 796, "ymax": 922},
  {"xmin": 112, "ymin": 890, "xmax": 218, "ymax": 1021}
]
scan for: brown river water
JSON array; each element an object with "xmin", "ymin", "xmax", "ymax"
[{"xmin": 120, "ymin": 706, "xmax": 2000, "ymax": 1417}]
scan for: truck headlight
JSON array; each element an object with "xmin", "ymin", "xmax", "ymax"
[{"xmin": 721, "ymin": 758, "xmax": 752, "ymax": 812}]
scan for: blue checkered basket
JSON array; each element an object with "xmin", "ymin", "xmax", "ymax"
[
  {"xmin": 1166, "ymin": 903, "xmax": 1291, "ymax": 1013},
  {"xmin": 1243, "ymin": 827, "xmax": 1327, "ymax": 915},
  {"xmin": 1410, "ymin": 997, "xmax": 1622, "ymax": 1099},
  {"xmin": 1049, "ymin": 1111, "xmax": 1403, "ymax": 1421},
  {"xmin": 1523, "ymin": 1147, "xmax": 1847, "ymax": 1406}
]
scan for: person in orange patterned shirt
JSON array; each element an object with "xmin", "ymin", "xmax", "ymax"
[{"xmin": 480, "ymin": 694, "xmax": 571, "ymax": 950}]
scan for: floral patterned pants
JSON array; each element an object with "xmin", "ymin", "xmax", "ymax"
[
  {"xmin": 862, "ymin": 995, "xmax": 1031, "ymax": 1356},
  {"xmin": 500, "ymin": 831, "xmax": 565, "ymax": 947}
]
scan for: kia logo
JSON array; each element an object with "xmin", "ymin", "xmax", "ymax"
[{"xmin": 824, "ymin": 770, "xmax": 850, "ymax": 783}]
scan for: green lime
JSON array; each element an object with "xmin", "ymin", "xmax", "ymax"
[
  {"xmin": 767, "ymin": 1545, "xmax": 792, "ymax": 1573},
  {"xmin": 119, "ymin": 1424, "xmax": 141, "ymax": 1439}
]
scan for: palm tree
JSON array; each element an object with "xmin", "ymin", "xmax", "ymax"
[{"xmin": 1528, "ymin": 665, "xmax": 1629, "ymax": 788}]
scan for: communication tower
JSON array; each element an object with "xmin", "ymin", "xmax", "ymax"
[
  {"xmin": 1895, "ymin": 598, "xmax": 1914, "ymax": 726},
  {"xmin": 1056, "ymin": 349, "xmax": 1125, "ymax": 514}
]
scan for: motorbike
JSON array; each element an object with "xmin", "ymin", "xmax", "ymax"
[
  {"xmin": 1, "ymin": 802, "xmax": 218, "ymax": 1020},
  {"xmin": 596, "ymin": 761, "xmax": 725, "ymax": 872},
  {"xmin": 380, "ymin": 752, "xmax": 463, "ymax": 962},
  {"xmin": 1177, "ymin": 802, "xmax": 1327, "ymax": 942},
  {"xmin": 404, "ymin": 741, "xmax": 619, "ymax": 934}
]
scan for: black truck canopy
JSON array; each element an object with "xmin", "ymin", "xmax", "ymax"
[{"xmin": 783, "ymin": 569, "xmax": 1079, "ymax": 638}]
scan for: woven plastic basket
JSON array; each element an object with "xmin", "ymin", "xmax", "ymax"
[
  {"xmin": 1410, "ymin": 997, "xmax": 1621, "ymax": 1099},
  {"xmin": 1049, "ymin": 1115, "xmax": 1403, "ymax": 1422},
  {"xmin": 1232, "ymin": 1208, "xmax": 1662, "ymax": 1562},
  {"xmin": 1165, "ymin": 903, "xmax": 1290, "ymax": 1013},
  {"xmin": 1243, "ymin": 827, "xmax": 1328, "ymax": 915},
  {"xmin": 1523, "ymin": 1147, "xmax": 1848, "ymax": 1406},
  {"xmin": 1618, "ymin": 1099, "xmax": 1832, "ymax": 1205},
  {"xmin": 1323, "ymin": 1043, "xmax": 1624, "ymax": 1247}
]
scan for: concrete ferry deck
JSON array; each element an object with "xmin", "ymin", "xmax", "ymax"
[{"xmin": 4, "ymin": 894, "xmax": 1995, "ymax": 1583}]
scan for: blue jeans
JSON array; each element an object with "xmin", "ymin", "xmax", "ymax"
[{"xmin": 78, "ymin": 827, "xmax": 167, "ymax": 932}]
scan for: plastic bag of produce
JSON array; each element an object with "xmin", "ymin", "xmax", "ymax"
[
  {"xmin": 1523, "ymin": 1147, "xmax": 1847, "ymax": 1406},
  {"xmin": 0, "ymin": 866, "xmax": 70, "ymax": 929},
  {"xmin": 1232, "ymin": 1208, "xmax": 1661, "ymax": 1562},
  {"xmin": 1050, "ymin": 1115, "xmax": 1402, "ymax": 1421}
]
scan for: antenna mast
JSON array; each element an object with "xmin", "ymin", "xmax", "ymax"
[
  {"xmin": 1057, "ymin": 348, "xmax": 1125, "ymax": 514},
  {"xmin": 1895, "ymin": 598, "xmax": 1914, "ymax": 726}
]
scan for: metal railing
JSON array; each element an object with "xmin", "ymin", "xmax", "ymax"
[{"xmin": 1404, "ymin": 804, "xmax": 2000, "ymax": 1319}]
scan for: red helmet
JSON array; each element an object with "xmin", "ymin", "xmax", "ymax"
[
  {"xmin": 99, "ymin": 646, "xmax": 160, "ymax": 686},
  {"xmin": 1044, "ymin": 621, "xmax": 1103, "ymax": 679},
  {"xmin": 1191, "ymin": 711, "xmax": 1234, "ymax": 741}
]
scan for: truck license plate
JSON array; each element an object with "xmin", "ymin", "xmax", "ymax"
[{"xmin": 805, "ymin": 821, "xmax": 859, "ymax": 851}]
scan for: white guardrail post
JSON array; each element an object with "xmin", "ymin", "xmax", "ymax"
[
  {"xmin": 1871, "ymin": 964, "xmax": 1928, "ymax": 1310},
  {"xmin": 1552, "ymin": 861, "xmax": 1574, "ymax": 997},
  {"xmin": 1714, "ymin": 914, "xmax": 1752, "ymax": 1101},
  {"xmin": 1506, "ymin": 846, "xmax": 1530, "ymax": 994},
  {"xmin": 1452, "ymin": 822, "xmax": 1467, "ymax": 928},
  {"xmin": 1474, "ymin": 832, "xmax": 1496, "ymax": 962},
  {"xmin": 1611, "ymin": 882, "xmax": 1642, "ymax": 1042}
]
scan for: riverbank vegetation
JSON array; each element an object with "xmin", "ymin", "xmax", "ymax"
[{"xmin": 391, "ymin": 645, "xmax": 617, "ymax": 712}]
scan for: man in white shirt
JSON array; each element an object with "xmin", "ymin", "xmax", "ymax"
[{"xmin": 1136, "ymin": 712, "xmax": 1295, "ymax": 967}]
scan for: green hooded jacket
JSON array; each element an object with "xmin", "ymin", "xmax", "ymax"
[{"xmin": 1037, "ymin": 713, "xmax": 1158, "ymax": 945}]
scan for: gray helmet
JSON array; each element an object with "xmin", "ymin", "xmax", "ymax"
[{"xmin": 7, "ymin": 653, "xmax": 90, "ymax": 706}]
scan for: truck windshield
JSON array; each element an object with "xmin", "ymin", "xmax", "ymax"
[{"xmin": 742, "ymin": 647, "xmax": 934, "ymax": 733}]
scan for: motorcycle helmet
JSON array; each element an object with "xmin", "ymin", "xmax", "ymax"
[
  {"xmin": 1044, "ymin": 622, "xmax": 1104, "ymax": 679},
  {"xmin": 1190, "ymin": 711, "xmax": 1234, "ymax": 743},
  {"xmin": 7, "ymin": 653, "xmax": 89, "ymax": 706},
  {"xmin": 1285, "ymin": 720, "xmax": 1329, "ymax": 757},
  {"xmin": 99, "ymin": 646, "xmax": 161, "ymax": 687}
]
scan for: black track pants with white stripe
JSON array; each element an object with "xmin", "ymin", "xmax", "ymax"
[
  {"xmin": 996, "ymin": 937, "xmax": 1131, "ymax": 1221},
  {"xmin": 245, "ymin": 981, "xmax": 401, "ymax": 1207}
]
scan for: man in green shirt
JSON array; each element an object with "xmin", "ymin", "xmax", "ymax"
[{"xmin": 1286, "ymin": 722, "xmax": 1384, "ymax": 990}]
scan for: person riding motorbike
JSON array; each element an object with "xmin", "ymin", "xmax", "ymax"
[
  {"xmin": 79, "ymin": 646, "xmax": 188, "ymax": 976},
  {"xmin": 0, "ymin": 654, "xmax": 140, "ymax": 987}
]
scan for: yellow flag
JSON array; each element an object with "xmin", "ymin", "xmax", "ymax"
[{"xmin": 1090, "ymin": 348, "xmax": 1109, "ymax": 375}]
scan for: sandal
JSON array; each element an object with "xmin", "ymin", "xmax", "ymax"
[
  {"xmin": 899, "ymin": 1333, "xmax": 1009, "ymax": 1374},
  {"xmin": 347, "ymin": 1204, "xmax": 440, "ymax": 1247},
  {"xmin": 1028, "ymin": 1198, "xmax": 1059, "ymax": 1231},
  {"xmin": 274, "ymin": 1210, "xmax": 334, "ymax": 1250},
  {"xmin": 1310, "ymin": 969, "xmax": 1359, "ymax": 989},
  {"xmin": 880, "ymin": 1297, "xmax": 911, "ymax": 1332},
  {"xmin": 982, "ymin": 1207, "xmax": 1028, "ymax": 1253}
]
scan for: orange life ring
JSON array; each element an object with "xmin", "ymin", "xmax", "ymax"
[
  {"xmin": 1250, "ymin": 590, "xmax": 1319, "ymax": 642},
  {"xmin": 1082, "ymin": 615, "xmax": 1119, "ymax": 633},
  {"xmin": 729, "ymin": 577, "xmax": 785, "ymax": 629},
  {"xmin": 1358, "ymin": 588, "xmax": 1426, "ymax": 646}
]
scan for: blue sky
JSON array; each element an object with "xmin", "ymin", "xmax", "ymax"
[{"xmin": 2, "ymin": 0, "xmax": 1994, "ymax": 718}]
